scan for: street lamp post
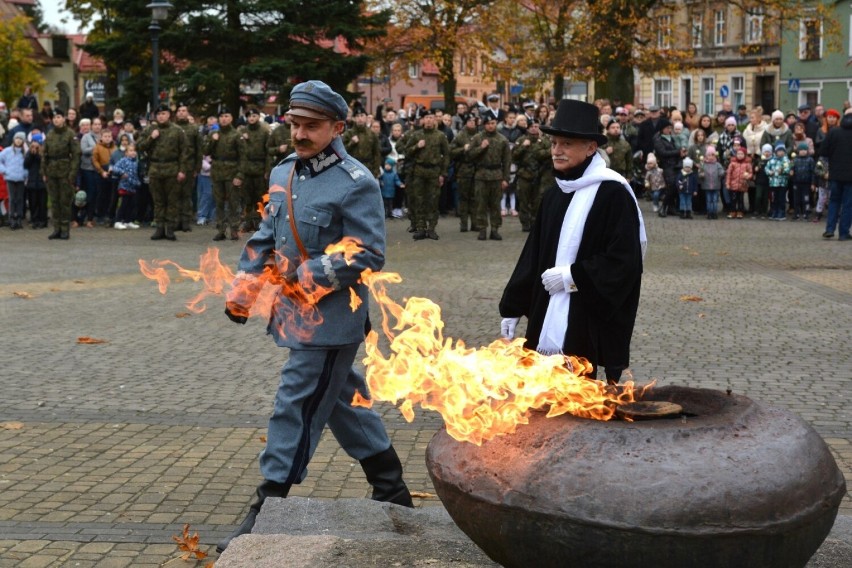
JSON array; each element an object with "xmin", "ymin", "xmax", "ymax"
[{"xmin": 147, "ymin": 1, "xmax": 173, "ymax": 114}]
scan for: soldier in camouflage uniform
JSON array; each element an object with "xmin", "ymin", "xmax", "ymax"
[
  {"xmin": 175, "ymin": 103, "xmax": 203, "ymax": 232},
  {"xmin": 42, "ymin": 109, "xmax": 80, "ymax": 240},
  {"xmin": 266, "ymin": 118, "xmax": 292, "ymax": 176},
  {"xmin": 237, "ymin": 108, "xmax": 270, "ymax": 231},
  {"xmin": 512, "ymin": 121, "xmax": 551, "ymax": 232},
  {"xmin": 136, "ymin": 104, "xmax": 191, "ymax": 241},
  {"xmin": 342, "ymin": 108, "xmax": 381, "ymax": 177},
  {"xmin": 602, "ymin": 119, "xmax": 633, "ymax": 179},
  {"xmin": 467, "ymin": 115, "xmax": 511, "ymax": 240},
  {"xmin": 403, "ymin": 111, "xmax": 450, "ymax": 240},
  {"xmin": 204, "ymin": 108, "xmax": 242, "ymax": 241},
  {"xmin": 449, "ymin": 114, "xmax": 479, "ymax": 232}
]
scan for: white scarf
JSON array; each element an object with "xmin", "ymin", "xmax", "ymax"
[{"xmin": 537, "ymin": 153, "xmax": 648, "ymax": 355}]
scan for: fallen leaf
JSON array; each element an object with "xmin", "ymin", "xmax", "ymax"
[
  {"xmin": 259, "ymin": 435, "xmax": 267, "ymax": 443},
  {"xmin": 77, "ymin": 337, "xmax": 109, "ymax": 344},
  {"xmin": 172, "ymin": 523, "xmax": 208, "ymax": 561},
  {"xmin": 73, "ymin": 280, "xmax": 85, "ymax": 284},
  {"xmin": 698, "ymin": 313, "xmax": 706, "ymax": 318},
  {"xmin": 717, "ymin": 251, "xmax": 729, "ymax": 256},
  {"xmin": 13, "ymin": 291, "xmax": 33, "ymax": 299},
  {"xmin": 175, "ymin": 312, "xmax": 191, "ymax": 318},
  {"xmin": 1, "ymin": 422, "xmax": 24, "ymax": 430},
  {"xmin": 50, "ymin": 288, "xmax": 61, "ymax": 292},
  {"xmin": 679, "ymin": 295, "xmax": 703, "ymax": 302},
  {"xmin": 410, "ymin": 491, "xmax": 437, "ymax": 499},
  {"xmin": 681, "ymin": 246, "xmax": 690, "ymax": 251},
  {"xmin": 689, "ymin": 252, "xmax": 699, "ymax": 256}
]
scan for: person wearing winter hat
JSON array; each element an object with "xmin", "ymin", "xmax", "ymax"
[
  {"xmin": 791, "ymin": 141, "xmax": 815, "ymax": 220},
  {"xmin": 760, "ymin": 110, "xmax": 793, "ymax": 163},
  {"xmin": 766, "ymin": 142, "xmax": 791, "ymax": 220},
  {"xmin": 753, "ymin": 143, "xmax": 774, "ymax": 218},
  {"xmin": 379, "ymin": 155, "xmax": 404, "ymax": 218},
  {"xmin": 676, "ymin": 156, "xmax": 697, "ymax": 218},
  {"xmin": 652, "ymin": 117, "xmax": 683, "ymax": 217},
  {"xmin": 644, "ymin": 152, "xmax": 665, "ymax": 212},
  {"xmin": 725, "ymin": 146, "xmax": 752, "ymax": 218},
  {"xmin": 79, "ymin": 91, "xmax": 100, "ymax": 121},
  {"xmin": 701, "ymin": 146, "xmax": 726, "ymax": 219},
  {"xmin": 0, "ymin": 130, "xmax": 28, "ymax": 228}
]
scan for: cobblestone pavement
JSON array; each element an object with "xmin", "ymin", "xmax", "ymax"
[{"xmin": 1, "ymin": 204, "xmax": 850, "ymax": 567}]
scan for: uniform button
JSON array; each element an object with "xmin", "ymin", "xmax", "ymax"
[
  {"xmin": 281, "ymin": 237, "xmax": 287, "ymax": 244},
  {"xmin": 300, "ymin": 176, "xmax": 306, "ymax": 181},
  {"xmin": 285, "ymin": 214, "xmax": 290, "ymax": 221},
  {"xmin": 311, "ymin": 216, "xmax": 317, "ymax": 221},
  {"xmin": 292, "ymin": 195, "xmax": 298, "ymax": 200}
]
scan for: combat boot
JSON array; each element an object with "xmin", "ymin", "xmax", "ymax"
[
  {"xmin": 477, "ymin": 229, "xmax": 487, "ymax": 241},
  {"xmin": 150, "ymin": 225, "xmax": 166, "ymax": 240},
  {"xmin": 164, "ymin": 225, "xmax": 177, "ymax": 241},
  {"xmin": 48, "ymin": 229, "xmax": 62, "ymax": 240},
  {"xmin": 213, "ymin": 232, "xmax": 226, "ymax": 241},
  {"xmin": 489, "ymin": 229, "xmax": 502, "ymax": 241},
  {"xmin": 359, "ymin": 446, "xmax": 414, "ymax": 508},
  {"xmin": 59, "ymin": 230, "xmax": 70, "ymax": 240},
  {"xmin": 216, "ymin": 480, "xmax": 290, "ymax": 553},
  {"xmin": 230, "ymin": 229, "xmax": 240, "ymax": 241},
  {"xmin": 460, "ymin": 220, "xmax": 468, "ymax": 232}
]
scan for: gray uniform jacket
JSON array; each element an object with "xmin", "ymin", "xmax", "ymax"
[{"xmin": 234, "ymin": 136, "xmax": 385, "ymax": 349}]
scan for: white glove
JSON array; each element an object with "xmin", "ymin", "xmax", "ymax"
[
  {"xmin": 541, "ymin": 266, "xmax": 572, "ymax": 295},
  {"xmin": 501, "ymin": 317, "xmax": 520, "ymax": 339}
]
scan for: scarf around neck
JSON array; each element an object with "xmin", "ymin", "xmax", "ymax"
[{"xmin": 538, "ymin": 153, "xmax": 648, "ymax": 355}]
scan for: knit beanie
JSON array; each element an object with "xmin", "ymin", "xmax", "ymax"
[
  {"xmin": 646, "ymin": 153, "xmax": 657, "ymax": 165},
  {"xmin": 825, "ymin": 109, "xmax": 841, "ymax": 120},
  {"xmin": 13, "ymin": 131, "xmax": 26, "ymax": 143},
  {"xmin": 74, "ymin": 190, "xmax": 88, "ymax": 207},
  {"xmin": 771, "ymin": 110, "xmax": 784, "ymax": 122},
  {"xmin": 797, "ymin": 142, "xmax": 809, "ymax": 152},
  {"xmin": 705, "ymin": 146, "xmax": 717, "ymax": 158},
  {"xmin": 725, "ymin": 116, "xmax": 737, "ymax": 127},
  {"xmin": 682, "ymin": 157, "xmax": 693, "ymax": 169},
  {"xmin": 761, "ymin": 143, "xmax": 773, "ymax": 154},
  {"xmin": 774, "ymin": 142, "xmax": 786, "ymax": 153}
]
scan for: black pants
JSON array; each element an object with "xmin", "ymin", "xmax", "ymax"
[{"xmin": 26, "ymin": 186, "xmax": 47, "ymax": 225}]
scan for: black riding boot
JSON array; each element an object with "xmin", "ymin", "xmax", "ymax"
[
  {"xmin": 359, "ymin": 446, "xmax": 414, "ymax": 508},
  {"xmin": 216, "ymin": 480, "xmax": 290, "ymax": 553}
]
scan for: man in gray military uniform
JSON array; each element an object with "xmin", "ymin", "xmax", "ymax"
[{"xmin": 217, "ymin": 80, "xmax": 413, "ymax": 553}]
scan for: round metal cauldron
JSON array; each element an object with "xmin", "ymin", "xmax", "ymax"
[{"xmin": 426, "ymin": 386, "xmax": 846, "ymax": 568}]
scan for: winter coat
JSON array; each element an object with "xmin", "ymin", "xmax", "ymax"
[
  {"xmin": 792, "ymin": 155, "xmax": 815, "ymax": 185},
  {"xmin": 725, "ymin": 156, "xmax": 753, "ymax": 192},
  {"xmin": 23, "ymin": 150, "xmax": 45, "ymax": 189},
  {"xmin": 112, "ymin": 156, "xmax": 141, "ymax": 193},
  {"xmin": 754, "ymin": 156, "xmax": 770, "ymax": 187},
  {"xmin": 700, "ymin": 161, "xmax": 726, "ymax": 190},
  {"xmin": 760, "ymin": 125, "xmax": 793, "ymax": 155},
  {"xmin": 0, "ymin": 145, "xmax": 27, "ymax": 182},
  {"xmin": 644, "ymin": 167, "xmax": 666, "ymax": 191},
  {"xmin": 379, "ymin": 169, "xmax": 403, "ymax": 199},
  {"xmin": 676, "ymin": 170, "xmax": 697, "ymax": 194},
  {"xmin": 819, "ymin": 114, "xmax": 852, "ymax": 182},
  {"xmin": 766, "ymin": 155, "xmax": 792, "ymax": 187}
]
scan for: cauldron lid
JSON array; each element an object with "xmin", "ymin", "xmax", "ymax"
[{"xmin": 616, "ymin": 400, "xmax": 683, "ymax": 420}]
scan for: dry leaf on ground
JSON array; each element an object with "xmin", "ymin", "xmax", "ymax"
[
  {"xmin": 175, "ymin": 312, "xmax": 192, "ymax": 318},
  {"xmin": 13, "ymin": 291, "xmax": 33, "ymax": 299},
  {"xmin": 410, "ymin": 491, "xmax": 437, "ymax": 499},
  {"xmin": 77, "ymin": 337, "xmax": 109, "ymax": 344},
  {"xmin": 259, "ymin": 435, "xmax": 267, "ymax": 443},
  {"xmin": 73, "ymin": 280, "xmax": 86, "ymax": 284},
  {"xmin": 679, "ymin": 295, "xmax": 703, "ymax": 302},
  {"xmin": 172, "ymin": 523, "xmax": 208, "ymax": 561},
  {"xmin": 1, "ymin": 422, "xmax": 24, "ymax": 430}
]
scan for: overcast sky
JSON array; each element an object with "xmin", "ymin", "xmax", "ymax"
[{"xmin": 40, "ymin": 0, "xmax": 83, "ymax": 33}]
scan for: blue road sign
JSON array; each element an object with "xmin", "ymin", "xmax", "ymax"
[
  {"xmin": 788, "ymin": 79, "xmax": 800, "ymax": 93},
  {"xmin": 719, "ymin": 85, "xmax": 729, "ymax": 98}
]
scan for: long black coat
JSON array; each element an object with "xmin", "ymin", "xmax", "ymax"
[{"xmin": 500, "ymin": 179, "xmax": 643, "ymax": 374}]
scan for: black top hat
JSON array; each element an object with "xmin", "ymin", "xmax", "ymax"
[{"xmin": 540, "ymin": 99, "xmax": 606, "ymax": 145}]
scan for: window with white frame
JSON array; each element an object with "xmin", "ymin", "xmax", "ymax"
[
  {"xmin": 731, "ymin": 76, "xmax": 745, "ymax": 109},
  {"xmin": 702, "ymin": 77, "xmax": 715, "ymax": 115},
  {"xmin": 654, "ymin": 78, "xmax": 672, "ymax": 108},
  {"xmin": 746, "ymin": 7, "xmax": 764, "ymax": 44},
  {"xmin": 799, "ymin": 18, "xmax": 823, "ymax": 61},
  {"xmin": 657, "ymin": 15, "xmax": 671, "ymax": 49},
  {"xmin": 714, "ymin": 9, "xmax": 727, "ymax": 46},
  {"xmin": 691, "ymin": 14, "xmax": 703, "ymax": 48},
  {"xmin": 849, "ymin": 16, "xmax": 852, "ymax": 57},
  {"xmin": 408, "ymin": 63, "xmax": 420, "ymax": 79}
]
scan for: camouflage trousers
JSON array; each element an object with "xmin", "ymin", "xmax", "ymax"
[
  {"xmin": 149, "ymin": 174, "xmax": 182, "ymax": 228},
  {"xmin": 242, "ymin": 175, "xmax": 267, "ymax": 230},
  {"xmin": 515, "ymin": 176, "xmax": 540, "ymax": 230},
  {"xmin": 212, "ymin": 178, "xmax": 242, "ymax": 234},
  {"xmin": 47, "ymin": 176, "xmax": 74, "ymax": 232},
  {"xmin": 407, "ymin": 173, "xmax": 441, "ymax": 231},
  {"xmin": 456, "ymin": 176, "xmax": 476, "ymax": 230},
  {"xmin": 474, "ymin": 179, "xmax": 503, "ymax": 231}
]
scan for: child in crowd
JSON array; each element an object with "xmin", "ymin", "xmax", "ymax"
[
  {"xmin": 753, "ymin": 144, "xmax": 772, "ymax": 219},
  {"xmin": 72, "ymin": 190, "xmax": 88, "ymax": 227},
  {"xmin": 725, "ymin": 147, "xmax": 752, "ymax": 219},
  {"xmin": 111, "ymin": 144, "xmax": 141, "ymax": 229},
  {"xmin": 379, "ymin": 157, "xmax": 404, "ymax": 219},
  {"xmin": 93, "ymin": 130, "xmax": 117, "ymax": 225},
  {"xmin": 0, "ymin": 131, "xmax": 28, "ymax": 229},
  {"xmin": 813, "ymin": 157, "xmax": 829, "ymax": 223},
  {"xmin": 687, "ymin": 129, "xmax": 709, "ymax": 214},
  {"xmin": 790, "ymin": 142, "xmax": 814, "ymax": 220},
  {"xmin": 700, "ymin": 146, "xmax": 725, "ymax": 219},
  {"xmin": 24, "ymin": 133, "xmax": 47, "ymax": 228},
  {"xmin": 644, "ymin": 153, "xmax": 666, "ymax": 213},
  {"xmin": 766, "ymin": 143, "xmax": 792, "ymax": 221},
  {"xmin": 676, "ymin": 157, "xmax": 697, "ymax": 219},
  {"xmin": 196, "ymin": 155, "xmax": 214, "ymax": 225}
]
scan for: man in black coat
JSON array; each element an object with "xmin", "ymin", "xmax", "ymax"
[
  {"xmin": 652, "ymin": 118, "xmax": 684, "ymax": 217},
  {"xmin": 820, "ymin": 109, "xmax": 852, "ymax": 240},
  {"xmin": 636, "ymin": 104, "xmax": 662, "ymax": 158},
  {"xmin": 499, "ymin": 99, "xmax": 646, "ymax": 383}
]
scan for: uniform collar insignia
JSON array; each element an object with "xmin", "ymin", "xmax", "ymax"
[{"xmin": 299, "ymin": 139, "xmax": 343, "ymax": 177}]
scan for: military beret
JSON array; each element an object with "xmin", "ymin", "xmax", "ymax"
[
  {"xmin": 287, "ymin": 80, "xmax": 348, "ymax": 122},
  {"xmin": 219, "ymin": 107, "xmax": 232, "ymax": 116},
  {"xmin": 156, "ymin": 103, "xmax": 171, "ymax": 113},
  {"xmin": 246, "ymin": 108, "xmax": 260, "ymax": 116}
]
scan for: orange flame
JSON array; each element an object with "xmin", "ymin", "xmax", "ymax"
[{"xmin": 141, "ymin": 246, "xmax": 647, "ymax": 446}]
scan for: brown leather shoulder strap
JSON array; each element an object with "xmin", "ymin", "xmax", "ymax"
[{"xmin": 284, "ymin": 166, "xmax": 309, "ymax": 260}]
